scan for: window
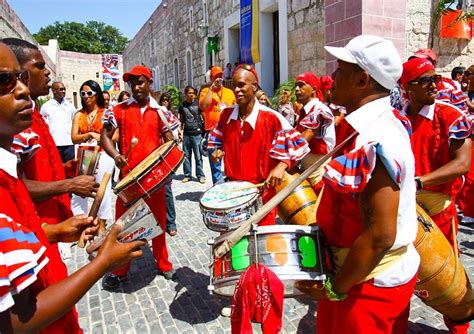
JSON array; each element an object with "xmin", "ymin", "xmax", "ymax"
[
  {"xmin": 186, "ymin": 49, "xmax": 193, "ymax": 86},
  {"xmin": 174, "ymin": 58, "xmax": 179, "ymax": 88},
  {"xmin": 189, "ymin": 7, "xmax": 194, "ymax": 31},
  {"xmin": 155, "ymin": 66, "xmax": 161, "ymax": 89},
  {"xmin": 164, "ymin": 64, "xmax": 168, "ymax": 85},
  {"xmin": 202, "ymin": 0, "xmax": 208, "ymax": 24}
]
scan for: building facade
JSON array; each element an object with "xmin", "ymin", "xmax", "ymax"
[{"xmin": 124, "ymin": 0, "xmax": 474, "ymax": 96}]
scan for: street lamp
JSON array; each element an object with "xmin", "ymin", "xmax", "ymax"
[{"xmin": 197, "ymin": 20, "xmax": 208, "ymax": 38}]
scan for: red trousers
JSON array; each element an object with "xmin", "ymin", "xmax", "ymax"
[
  {"xmin": 458, "ymin": 150, "xmax": 474, "ymax": 217},
  {"xmin": 113, "ymin": 188, "xmax": 173, "ymax": 276},
  {"xmin": 316, "ymin": 275, "xmax": 417, "ymax": 334}
]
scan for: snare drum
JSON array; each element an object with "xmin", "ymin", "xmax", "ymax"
[
  {"xmin": 114, "ymin": 141, "xmax": 184, "ymax": 206},
  {"xmin": 208, "ymin": 225, "xmax": 326, "ymax": 297},
  {"xmin": 200, "ymin": 181, "xmax": 262, "ymax": 232}
]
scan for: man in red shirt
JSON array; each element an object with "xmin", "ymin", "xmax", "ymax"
[
  {"xmin": 400, "ymin": 57, "xmax": 472, "ymax": 334},
  {"xmin": 101, "ymin": 65, "xmax": 179, "ymax": 288},
  {"xmin": 208, "ymin": 64, "xmax": 309, "ymax": 226}
]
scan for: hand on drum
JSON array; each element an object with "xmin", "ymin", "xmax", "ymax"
[
  {"xmin": 265, "ymin": 162, "xmax": 288, "ymax": 187},
  {"xmin": 95, "ymin": 224, "xmax": 147, "ymax": 272},
  {"xmin": 114, "ymin": 154, "xmax": 128, "ymax": 168},
  {"xmin": 45, "ymin": 214, "xmax": 99, "ymax": 243},
  {"xmin": 294, "ymin": 280, "xmax": 328, "ymax": 300},
  {"xmin": 70, "ymin": 175, "xmax": 99, "ymax": 198},
  {"xmin": 211, "ymin": 149, "xmax": 224, "ymax": 162}
]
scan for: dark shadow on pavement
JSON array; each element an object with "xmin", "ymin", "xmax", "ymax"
[
  {"xmin": 169, "ymin": 266, "xmax": 226, "ymax": 324},
  {"xmin": 175, "ymin": 191, "xmax": 204, "ymax": 203},
  {"xmin": 102, "ymin": 246, "xmax": 158, "ymax": 294},
  {"xmin": 295, "ymin": 295, "xmax": 317, "ymax": 333}
]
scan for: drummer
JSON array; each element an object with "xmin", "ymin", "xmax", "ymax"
[
  {"xmin": 101, "ymin": 65, "xmax": 180, "ymax": 289},
  {"xmin": 208, "ymin": 64, "xmax": 309, "ymax": 226},
  {"xmin": 400, "ymin": 57, "xmax": 472, "ymax": 333},
  {"xmin": 295, "ymin": 35, "xmax": 420, "ymax": 333},
  {"xmin": 294, "ymin": 72, "xmax": 335, "ymax": 191}
]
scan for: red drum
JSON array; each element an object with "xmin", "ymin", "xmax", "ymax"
[{"xmin": 113, "ymin": 141, "xmax": 184, "ymax": 206}]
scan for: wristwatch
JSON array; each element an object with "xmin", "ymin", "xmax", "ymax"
[{"xmin": 414, "ymin": 177, "xmax": 423, "ymax": 191}]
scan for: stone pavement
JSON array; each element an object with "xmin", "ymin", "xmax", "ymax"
[{"xmin": 67, "ymin": 161, "xmax": 474, "ymax": 333}]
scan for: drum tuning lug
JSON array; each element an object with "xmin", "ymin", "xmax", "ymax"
[
  {"xmin": 207, "ymin": 238, "xmax": 215, "ymax": 245},
  {"xmin": 207, "ymin": 284, "xmax": 215, "ymax": 294}
]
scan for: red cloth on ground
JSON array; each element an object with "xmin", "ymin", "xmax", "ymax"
[
  {"xmin": 317, "ymin": 275, "xmax": 417, "ymax": 334},
  {"xmin": 231, "ymin": 264, "xmax": 284, "ymax": 334},
  {"xmin": 16, "ymin": 106, "xmax": 73, "ymax": 225},
  {"xmin": 0, "ymin": 170, "xmax": 81, "ymax": 333},
  {"xmin": 111, "ymin": 100, "xmax": 173, "ymax": 275}
]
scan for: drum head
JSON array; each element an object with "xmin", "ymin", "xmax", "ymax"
[
  {"xmin": 115, "ymin": 141, "xmax": 174, "ymax": 191},
  {"xmin": 200, "ymin": 181, "xmax": 259, "ymax": 210}
]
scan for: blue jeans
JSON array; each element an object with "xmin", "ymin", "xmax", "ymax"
[
  {"xmin": 165, "ymin": 183, "xmax": 176, "ymax": 232},
  {"xmin": 183, "ymin": 133, "xmax": 205, "ymax": 179},
  {"xmin": 208, "ymin": 149, "xmax": 223, "ymax": 184}
]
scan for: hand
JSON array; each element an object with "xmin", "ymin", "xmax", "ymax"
[
  {"xmin": 114, "ymin": 154, "xmax": 127, "ymax": 168},
  {"xmin": 265, "ymin": 162, "xmax": 288, "ymax": 187},
  {"xmin": 55, "ymin": 215, "xmax": 99, "ymax": 243},
  {"xmin": 294, "ymin": 280, "xmax": 327, "ymax": 300},
  {"xmin": 211, "ymin": 78, "xmax": 223, "ymax": 91},
  {"xmin": 89, "ymin": 132, "xmax": 101, "ymax": 142},
  {"xmin": 211, "ymin": 149, "xmax": 224, "ymax": 162},
  {"xmin": 95, "ymin": 224, "xmax": 147, "ymax": 272},
  {"xmin": 70, "ymin": 175, "xmax": 99, "ymax": 198}
]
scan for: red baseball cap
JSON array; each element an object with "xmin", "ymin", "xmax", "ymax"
[
  {"xmin": 210, "ymin": 66, "xmax": 223, "ymax": 78},
  {"xmin": 123, "ymin": 65, "xmax": 153, "ymax": 82},
  {"xmin": 400, "ymin": 58, "xmax": 435, "ymax": 88},
  {"xmin": 409, "ymin": 48, "xmax": 437, "ymax": 64}
]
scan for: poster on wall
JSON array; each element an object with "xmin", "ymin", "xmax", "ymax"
[
  {"xmin": 240, "ymin": 0, "xmax": 260, "ymax": 64},
  {"xmin": 102, "ymin": 54, "xmax": 120, "ymax": 94}
]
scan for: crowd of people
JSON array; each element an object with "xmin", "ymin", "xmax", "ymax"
[{"xmin": 0, "ymin": 33, "xmax": 473, "ymax": 334}]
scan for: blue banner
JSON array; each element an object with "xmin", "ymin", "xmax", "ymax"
[{"xmin": 240, "ymin": 0, "xmax": 259, "ymax": 64}]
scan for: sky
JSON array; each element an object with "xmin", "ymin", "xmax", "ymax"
[{"xmin": 8, "ymin": 0, "xmax": 162, "ymax": 39}]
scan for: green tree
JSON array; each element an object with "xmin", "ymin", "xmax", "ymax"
[{"xmin": 33, "ymin": 21, "xmax": 128, "ymax": 54}]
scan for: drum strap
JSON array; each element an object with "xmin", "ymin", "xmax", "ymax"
[
  {"xmin": 156, "ymin": 106, "xmax": 179, "ymax": 141},
  {"xmin": 300, "ymin": 153, "xmax": 331, "ymax": 187},
  {"xmin": 330, "ymin": 245, "xmax": 408, "ymax": 283},
  {"xmin": 416, "ymin": 190, "xmax": 452, "ymax": 217}
]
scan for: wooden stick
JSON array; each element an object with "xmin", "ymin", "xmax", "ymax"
[
  {"xmin": 85, "ymin": 146, "xmax": 100, "ymax": 176},
  {"xmin": 125, "ymin": 137, "xmax": 138, "ymax": 160},
  {"xmin": 77, "ymin": 172, "xmax": 112, "ymax": 248},
  {"xmin": 213, "ymin": 131, "xmax": 358, "ymax": 259},
  {"xmin": 227, "ymin": 182, "xmax": 266, "ymax": 193}
]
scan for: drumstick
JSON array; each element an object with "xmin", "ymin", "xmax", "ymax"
[
  {"xmin": 125, "ymin": 137, "xmax": 139, "ymax": 159},
  {"xmin": 77, "ymin": 172, "xmax": 112, "ymax": 248},
  {"xmin": 85, "ymin": 146, "xmax": 100, "ymax": 176},
  {"xmin": 227, "ymin": 182, "xmax": 266, "ymax": 193}
]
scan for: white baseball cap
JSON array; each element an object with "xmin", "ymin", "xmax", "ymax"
[{"xmin": 324, "ymin": 35, "xmax": 403, "ymax": 90}]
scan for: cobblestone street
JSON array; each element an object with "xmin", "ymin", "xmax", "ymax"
[{"xmin": 67, "ymin": 161, "xmax": 474, "ymax": 333}]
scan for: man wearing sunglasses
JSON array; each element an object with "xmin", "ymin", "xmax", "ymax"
[
  {"xmin": 400, "ymin": 57, "xmax": 472, "ymax": 333},
  {"xmin": 101, "ymin": 65, "xmax": 179, "ymax": 287},
  {"xmin": 40, "ymin": 82, "xmax": 76, "ymax": 163}
]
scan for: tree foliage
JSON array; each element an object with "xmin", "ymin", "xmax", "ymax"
[{"xmin": 33, "ymin": 21, "xmax": 128, "ymax": 54}]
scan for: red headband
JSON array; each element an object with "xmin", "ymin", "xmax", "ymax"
[
  {"xmin": 236, "ymin": 64, "xmax": 259, "ymax": 83},
  {"xmin": 296, "ymin": 72, "xmax": 321, "ymax": 90},
  {"xmin": 400, "ymin": 58, "xmax": 435, "ymax": 88}
]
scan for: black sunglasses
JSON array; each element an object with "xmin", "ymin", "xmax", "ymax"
[
  {"xmin": 409, "ymin": 75, "xmax": 442, "ymax": 88},
  {"xmin": 0, "ymin": 71, "xmax": 29, "ymax": 95}
]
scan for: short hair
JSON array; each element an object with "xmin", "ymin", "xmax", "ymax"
[
  {"xmin": 79, "ymin": 80, "xmax": 105, "ymax": 109},
  {"xmin": 184, "ymin": 85, "xmax": 195, "ymax": 94},
  {"xmin": 118, "ymin": 91, "xmax": 130, "ymax": 103},
  {"xmin": 451, "ymin": 66, "xmax": 465, "ymax": 80},
  {"xmin": 2, "ymin": 38, "xmax": 39, "ymax": 65},
  {"xmin": 103, "ymin": 90, "xmax": 110, "ymax": 97}
]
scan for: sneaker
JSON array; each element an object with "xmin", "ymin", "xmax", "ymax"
[
  {"xmin": 102, "ymin": 273, "xmax": 127, "ymax": 290},
  {"xmin": 160, "ymin": 269, "xmax": 177, "ymax": 280},
  {"xmin": 182, "ymin": 177, "xmax": 190, "ymax": 183},
  {"xmin": 221, "ymin": 306, "xmax": 231, "ymax": 317},
  {"xmin": 168, "ymin": 229, "xmax": 177, "ymax": 237},
  {"xmin": 199, "ymin": 177, "xmax": 206, "ymax": 184}
]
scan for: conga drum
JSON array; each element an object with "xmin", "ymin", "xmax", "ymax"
[
  {"xmin": 415, "ymin": 204, "xmax": 474, "ymax": 323},
  {"xmin": 274, "ymin": 172, "xmax": 318, "ymax": 226}
]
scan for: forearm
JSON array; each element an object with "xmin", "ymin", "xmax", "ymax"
[
  {"xmin": 9, "ymin": 257, "xmax": 108, "ymax": 333},
  {"xmin": 420, "ymin": 158, "xmax": 470, "ymax": 187},
  {"xmin": 199, "ymin": 90, "xmax": 213, "ymax": 110},
  {"xmin": 23, "ymin": 179, "xmax": 72, "ymax": 201},
  {"xmin": 71, "ymin": 132, "xmax": 91, "ymax": 144},
  {"xmin": 100, "ymin": 128, "xmax": 120, "ymax": 158}
]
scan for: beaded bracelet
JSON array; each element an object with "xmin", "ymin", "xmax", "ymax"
[
  {"xmin": 324, "ymin": 278, "xmax": 348, "ymax": 302},
  {"xmin": 41, "ymin": 222, "xmax": 48, "ymax": 230}
]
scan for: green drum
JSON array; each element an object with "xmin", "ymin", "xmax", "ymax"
[{"xmin": 208, "ymin": 225, "xmax": 326, "ymax": 297}]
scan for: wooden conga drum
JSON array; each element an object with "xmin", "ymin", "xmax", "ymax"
[
  {"xmin": 274, "ymin": 172, "xmax": 318, "ymax": 226},
  {"xmin": 415, "ymin": 204, "xmax": 474, "ymax": 323}
]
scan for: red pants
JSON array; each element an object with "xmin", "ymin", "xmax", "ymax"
[
  {"xmin": 259, "ymin": 187, "xmax": 277, "ymax": 226},
  {"xmin": 316, "ymin": 275, "xmax": 417, "ymax": 334},
  {"xmin": 113, "ymin": 188, "xmax": 173, "ymax": 276},
  {"xmin": 458, "ymin": 151, "xmax": 474, "ymax": 217}
]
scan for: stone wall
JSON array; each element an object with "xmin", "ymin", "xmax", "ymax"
[
  {"xmin": 60, "ymin": 50, "xmax": 124, "ymax": 108},
  {"xmin": 406, "ymin": 0, "xmax": 474, "ymax": 76},
  {"xmin": 287, "ymin": 0, "xmax": 326, "ymax": 78}
]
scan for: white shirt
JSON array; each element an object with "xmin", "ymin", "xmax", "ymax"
[
  {"xmin": 40, "ymin": 98, "xmax": 76, "ymax": 146},
  {"xmin": 345, "ymin": 96, "xmax": 420, "ymax": 287}
]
